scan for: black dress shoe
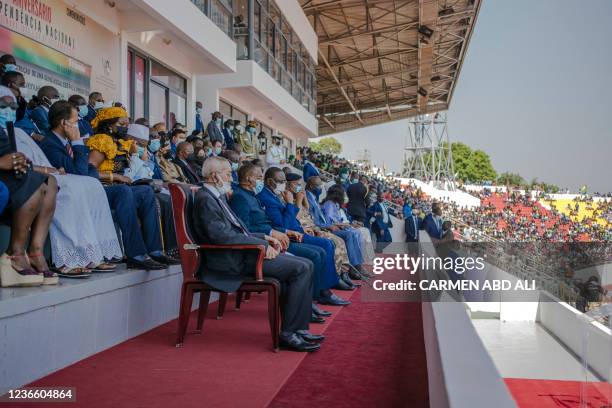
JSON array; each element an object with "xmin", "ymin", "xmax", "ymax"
[
  {"xmin": 318, "ymin": 293, "xmax": 351, "ymax": 306},
  {"xmin": 357, "ymin": 264, "xmax": 373, "ymax": 278},
  {"xmin": 312, "ymin": 303, "xmax": 332, "ymax": 317},
  {"xmin": 333, "ymin": 278, "xmax": 354, "ymax": 291},
  {"xmin": 297, "ymin": 330, "xmax": 325, "ymax": 342},
  {"xmin": 348, "ymin": 267, "xmax": 364, "ymax": 281},
  {"xmin": 311, "ymin": 313, "xmax": 326, "ymax": 324},
  {"xmin": 150, "ymin": 253, "xmax": 181, "ymax": 265},
  {"xmin": 279, "ymin": 333, "xmax": 321, "ymax": 352},
  {"xmin": 126, "ymin": 257, "xmax": 166, "ymax": 270},
  {"xmin": 341, "ymin": 271, "xmax": 360, "ymax": 288}
]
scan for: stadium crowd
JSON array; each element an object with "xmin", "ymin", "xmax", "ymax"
[{"xmin": 0, "ymin": 53, "xmax": 395, "ymax": 352}]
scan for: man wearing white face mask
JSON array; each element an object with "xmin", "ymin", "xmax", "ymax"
[
  {"xmin": 85, "ymin": 92, "xmax": 104, "ymax": 123},
  {"xmin": 194, "ymin": 157, "xmax": 321, "ymax": 352},
  {"xmin": 258, "ymin": 167, "xmax": 349, "ymax": 306},
  {"xmin": 206, "ymin": 111, "xmax": 224, "ymax": 145},
  {"xmin": 30, "ymin": 86, "xmax": 60, "ymax": 133}
]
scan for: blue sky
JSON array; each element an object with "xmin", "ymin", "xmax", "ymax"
[{"xmin": 314, "ymin": 0, "xmax": 612, "ymax": 193}]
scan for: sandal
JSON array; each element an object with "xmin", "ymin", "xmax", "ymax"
[
  {"xmin": 29, "ymin": 253, "xmax": 59, "ymax": 285},
  {"xmin": 89, "ymin": 262, "xmax": 117, "ymax": 273},
  {"xmin": 0, "ymin": 253, "xmax": 43, "ymax": 287},
  {"xmin": 51, "ymin": 266, "xmax": 92, "ymax": 279}
]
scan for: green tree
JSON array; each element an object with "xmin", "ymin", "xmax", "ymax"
[
  {"xmin": 497, "ymin": 172, "xmax": 525, "ymax": 186},
  {"xmin": 308, "ymin": 137, "xmax": 342, "ymax": 155}
]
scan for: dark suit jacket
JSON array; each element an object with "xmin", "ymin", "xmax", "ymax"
[
  {"xmin": 172, "ymin": 157, "xmax": 200, "ymax": 184},
  {"xmin": 195, "ymin": 113, "xmax": 204, "ymax": 132},
  {"xmin": 369, "ymin": 201, "xmax": 393, "ymax": 232},
  {"xmin": 38, "ymin": 132, "xmax": 97, "ymax": 178},
  {"xmin": 346, "ymin": 182, "xmax": 369, "ymax": 219},
  {"xmin": 257, "ymin": 186, "xmax": 302, "ymax": 233},
  {"xmin": 84, "ymin": 105, "xmax": 97, "ymax": 123},
  {"xmin": 206, "ymin": 121, "xmax": 224, "ymax": 144},
  {"xmin": 222, "ymin": 128, "xmax": 235, "ymax": 149},
  {"xmin": 78, "ymin": 118, "xmax": 94, "ymax": 138},
  {"xmin": 30, "ymin": 106, "xmax": 50, "ymax": 133},
  {"xmin": 423, "ymin": 213, "xmax": 443, "ymax": 240},
  {"xmin": 405, "ymin": 214, "xmax": 423, "ymax": 241},
  {"xmin": 229, "ymin": 185, "xmax": 275, "ymax": 234},
  {"xmin": 192, "ymin": 186, "xmax": 268, "ymax": 292}
]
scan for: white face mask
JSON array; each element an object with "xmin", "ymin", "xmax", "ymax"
[
  {"xmin": 274, "ymin": 183, "xmax": 286, "ymax": 195},
  {"xmin": 216, "ymin": 174, "xmax": 233, "ymax": 195}
]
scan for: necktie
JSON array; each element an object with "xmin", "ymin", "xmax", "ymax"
[{"xmin": 66, "ymin": 142, "xmax": 74, "ymax": 158}]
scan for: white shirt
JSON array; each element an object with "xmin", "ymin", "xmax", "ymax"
[{"xmin": 266, "ymin": 144, "xmax": 285, "ymax": 166}]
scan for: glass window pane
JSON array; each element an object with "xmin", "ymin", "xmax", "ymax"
[
  {"xmin": 149, "ymin": 82, "xmax": 167, "ymax": 127},
  {"xmin": 169, "ymin": 92, "xmax": 185, "ymax": 128},
  {"xmin": 151, "ymin": 61, "xmax": 186, "ymax": 95},
  {"xmin": 219, "ymin": 100, "xmax": 232, "ymax": 119},
  {"xmin": 134, "ymin": 56, "xmax": 146, "ymax": 120}
]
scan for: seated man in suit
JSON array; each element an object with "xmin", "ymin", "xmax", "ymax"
[
  {"xmin": 38, "ymin": 101, "xmax": 94, "ymax": 177},
  {"xmin": 229, "ymin": 163, "xmax": 347, "ymax": 318},
  {"xmin": 258, "ymin": 167, "xmax": 349, "ymax": 306},
  {"xmin": 30, "ymin": 86, "xmax": 60, "ymax": 133},
  {"xmin": 194, "ymin": 157, "xmax": 322, "ymax": 352},
  {"xmin": 405, "ymin": 207, "xmax": 423, "ymax": 243},
  {"xmin": 172, "ymin": 141, "xmax": 201, "ymax": 184},
  {"xmin": 68, "ymin": 94, "xmax": 94, "ymax": 140}
]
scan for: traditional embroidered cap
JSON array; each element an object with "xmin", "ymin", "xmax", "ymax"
[
  {"xmin": 127, "ymin": 123, "xmax": 149, "ymax": 141},
  {"xmin": 91, "ymin": 106, "xmax": 128, "ymax": 129}
]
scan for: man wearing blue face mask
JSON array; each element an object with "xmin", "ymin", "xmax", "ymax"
[
  {"xmin": 0, "ymin": 71, "xmax": 39, "ymax": 137},
  {"xmin": 0, "ymin": 54, "xmax": 17, "ymax": 74},
  {"xmin": 206, "ymin": 111, "xmax": 224, "ymax": 145},
  {"xmin": 145, "ymin": 131, "xmax": 163, "ymax": 180},
  {"xmin": 30, "ymin": 86, "xmax": 60, "ymax": 133},
  {"xmin": 68, "ymin": 94, "xmax": 94, "ymax": 140},
  {"xmin": 195, "ymin": 101, "xmax": 204, "ymax": 133},
  {"xmin": 222, "ymin": 119, "xmax": 235, "ymax": 149}
]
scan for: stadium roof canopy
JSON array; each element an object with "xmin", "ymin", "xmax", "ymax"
[{"xmin": 300, "ymin": 0, "xmax": 482, "ymax": 136}]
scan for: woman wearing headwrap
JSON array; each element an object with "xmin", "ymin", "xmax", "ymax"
[{"xmin": 87, "ymin": 107, "xmax": 176, "ymax": 269}]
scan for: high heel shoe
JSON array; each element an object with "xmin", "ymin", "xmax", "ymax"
[
  {"xmin": 28, "ymin": 253, "xmax": 59, "ymax": 285},
  {"xmin": 0, "ymin": 253, "xmax": 43, "ymax": 287}
]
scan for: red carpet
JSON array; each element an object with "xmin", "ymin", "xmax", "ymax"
[
  {"xmin": 269, "ymin": 294, "xmax": 429, "ymax": 408},
  {"xmin": 16, "ymin": 291, "xmax": 355, "ymax": 408},
  {"xmin": 505, "ymin": 378, "xmax": 612, "ymax": 408}
]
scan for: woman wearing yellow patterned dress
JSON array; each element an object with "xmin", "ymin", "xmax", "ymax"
[{"xmin": 86, "ymin": 107, "xmax": 173, "ymax": 270}]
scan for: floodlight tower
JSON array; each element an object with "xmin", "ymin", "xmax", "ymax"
[{"xmin": 402, "ymin": 112, "xmax": 455, "ymax": 189}]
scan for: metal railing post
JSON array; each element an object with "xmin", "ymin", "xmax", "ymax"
[{"xmin": 248, "ymin": 0, "xmax": 254, "ymax": 60}]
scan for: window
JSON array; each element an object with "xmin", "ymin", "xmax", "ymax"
[
  {"xmin": 219, "ymin": 100, "xmax": 232, "ymax": 119},
  {"xmin": 127, "ymin": 48, "xmax": 187, "ymax": 128},
  {"xmin": 149, "ymin": 82, "xmax": 167, "ymax": 126},
  {"xmin": 134, "ymin": 55, "xmax": 146, "ymax": 120}
]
